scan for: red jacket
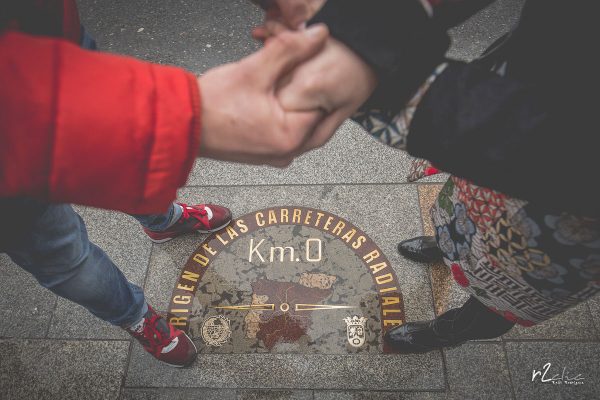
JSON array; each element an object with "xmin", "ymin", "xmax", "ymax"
[{"xmin": 0, "ymin": 0, "xmax": 200, "ymax": 214}]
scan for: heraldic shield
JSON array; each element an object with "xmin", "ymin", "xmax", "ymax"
[{"xmin": 344, "ymin": 316, "xmax": 367, "ymax": 348}]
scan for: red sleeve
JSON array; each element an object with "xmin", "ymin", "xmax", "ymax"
[{"xmin": 0, "ymin": 31, "xmax": 201, "ymax": 214}]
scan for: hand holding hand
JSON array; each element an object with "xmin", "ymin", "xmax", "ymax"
[{"xmin": 197, "ymin": 24, "xmax": 329, "ymax": 167}]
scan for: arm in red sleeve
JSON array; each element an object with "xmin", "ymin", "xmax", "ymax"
[{"xmin": 0, "ymin": 31, "xmax": 201, "ymax": 214}]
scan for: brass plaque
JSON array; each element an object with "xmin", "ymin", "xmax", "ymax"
[{"xmin": 168, "ymin": 207, "xmax": 405, "ymax": 354}]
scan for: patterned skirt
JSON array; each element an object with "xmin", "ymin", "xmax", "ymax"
[{"xmin": 428, "ymin": 174, "xmax": 600, "ymax": 326}]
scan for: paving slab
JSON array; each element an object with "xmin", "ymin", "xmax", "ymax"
[
  {"xmin": 504, "ymin": 302, "xmax": 598, "ymax": 341},
  {"xmin": 0, "ymin": 339, "xmax": 129, "ymax": 400},
  {"xmin": 588, "ymin": 295, "xmax": 600, "ymax": 338},
  {"xmin": 125, "ymin": 352, "xmax": 444, "ymax": 391},
  {"xmin": 77, "ymin": 0, "xmax": 263, "ymax": 72},
  {"xmin": 48, "ymin": 208, "xmax": 152, "ymax": 339},
  {"xmin": 187, "ymin": 123, "xmax": 431, "ymax": 187},
  {"xmin": 505, "ymin": 341, "xmax": 600, "ymax": 400},
  {"xmin": 447, "ymin": 0, "xmax": 525, "ymax": 61},
  {"xmin": 444, "ymin": 343, "xmax": 513, "ymax": 399},
  {"xmin": 0, "ymin": 255, "xmax": 56, "ymax": 339}
]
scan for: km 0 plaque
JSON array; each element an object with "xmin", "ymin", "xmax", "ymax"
[{"xmin": 168, "ymin": 207, "xmax": 405, "ymax": 354}]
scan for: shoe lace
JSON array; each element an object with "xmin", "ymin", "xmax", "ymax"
[
  {"xmin": 131, "ymin": 314, "xmax": 173, "ymax": 357},
  {"xmin": 179, "ymin": 205, "xmax": 208, "ymax": 224}
]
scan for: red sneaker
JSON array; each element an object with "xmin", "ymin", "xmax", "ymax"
[
  {"xmin": 143, "ymin": 203, "xmax": 232, "ymax": 243},
  {"xmin": 125, "ymin": 305, "xmax": 197, "ymax": 367}
]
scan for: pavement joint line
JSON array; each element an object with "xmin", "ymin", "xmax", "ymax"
[
  {"xmin": 122, "ymin": 386, "xmax": 449, "ymax": 393},
  {"xmin": 44, "ymin": 295, "xmax": 59, "ymax": 339},
  {"xmin": 119, "ymin": 340, "xmax": 135, "ymax": 399},
  {"xmin": 502, "ymin": 340, "xmax": 518, "ymax": 400}
]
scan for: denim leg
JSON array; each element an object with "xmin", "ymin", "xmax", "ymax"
[
  {"xmin": 5, "ymin": 204, "xmax": 147, "ymax": 327},
  {"xmin": 132, "ymin": 203, "xmax": 182, "ymax": 232}
]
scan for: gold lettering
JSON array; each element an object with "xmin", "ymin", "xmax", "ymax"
[
  {"xmin": 352, "ymin": 235, "xmax": 366, "ymax": 249},
  {"xmin": 256, "ymin": 212, "xmax": 265, "ymax": 227},
  {"xmin": 369, "ymin": 262, "xmax": 388, "ymax": 274},
  {"xmin": 341, "ymin": 228, "xmax": 357, "ymax": 243},
  {"xmin": 236, "ymin": 219, "xmax": 248, "ymax": 233},
  {"xmin": 268, "ymin": 210, "xmax": 277, "ymax": 225},
  {"xmin": 379, "ymin": 287, "xmax": 398, "ymax": 294},
  {"xmin": 292, "ymin": 209, "xmax": 302, "ymax": 224},
  {"xmin": 173, "ymin": 295, "xmax": 192, "ymax": 305},
  {"xmin": 383, "ymin": 309, "xmax": 402, "ymax": 316},
  {"xmin": 216, "ymin": 234, "xmax": 229, "ymax": 245},
  {"xmin": 304, "ymin": 210, "xmax": 313, "ymax": 225},
  {"xmin": 363, "ymin": 250, "xmax": 380, "ymax": 263},
  {"xmin": 226, "ymin": 225, "xmax": 239, "ymax": 240},
  {"xmin": 376, "ymin": 274, "xmax": 394, "ymax": 285},
  {"xmin": 193, "ymin": 253, "xmax": 210, "ymax": 267},
  {"xmin": 323, "ymin": 216, "xmax": 334, "ymax": 231},
  {"xmin": 182, "ymin": 270, "xmax": 200, "ymax": 283},
  {"xmin": 280, "ymin": 208, "xmax": 289, "ymax": 223},
  {"xmin": 381, "ymin": 296, "xmax": 400, "ymax": 306},
  {"xmin": 169, "ymin": 317, "xmax": 188, "ymax": 327},
  {"xmin": 331, "ymin": 220, "xmax": 345, "ymax": 236},
  {"xmin": 170, "ymin": 308, "xmax": 188, "ymax": 313},
  {"xmin": 202, "ymin": 244, "xmax": 216, "ymax": 256},
  {"xmin": 315, "ymin": 212, "xmax": 325, "ymax": 227},
  {"xmin": 177, "ymin": 283, "xmax": 195, "ymax": 291}
]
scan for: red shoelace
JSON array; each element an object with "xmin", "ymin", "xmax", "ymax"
[
  {"xmin": 178, "ymin": 204, "xmax": 208, "ymax": 225},
  {"xmin": 130, "ymin": 313, "xmax": 173, "ymax": 357}
]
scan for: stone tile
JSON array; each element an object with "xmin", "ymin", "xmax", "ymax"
[
  {"xmin": 77, "ymin": 0, "xmax": 263, "ymax": 73},
  {"xmin": 314, "ymin": 391, "xmax": 442, "ymax": 400},
  {"xmin": 48, "ymin": 208, "xmax": 152, "ymax": 339},
  {"xmin": 587, "ymin": 295, "xmax": 600, "ymax": 337},
  {"xmin": 48, "ymin": 300, "xmax": 129, "ymax": 340},
  {"xmin": 121, "ymin": 388, "xmax": 236, "ymax": 400},
  {"xmin": 447, "ymin": 0, "xmax": 525, "ymax": 61},
  {"xmin": 125, "ymin": 352, "xmax": 444, "ymax": 390},
  {"xmin": 0, "ymin": 339, "xmax": 129, "ymax": 400},
  {"xmin": 188, "ymin": 122, "xmax": 440, "ymax": 187},
  {"xmin": 237, "ymin": 390, "xmax": 313, "ymax": 400},
  {"xmin": 0, "ymin": 255, "xmax": 56, "ymax": 338},
  {"xmin": 506, "ymin": 342, "xmax": 600, "ymax": 400},
  {"xmin": 504, "ymin": 302, "xmax": 598, "ymax": 341},
  {"xmin": 444, "ymin": 343, "xmax": 513, "ymax": 400}
]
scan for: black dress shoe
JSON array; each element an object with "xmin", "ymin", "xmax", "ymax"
[
  {"xmin": 384, "ymin": 321, "xmax": 465, "ymax": 354},
  {"xmin": 398, "ymin": 236, "xmax": 443, "ymax": 263}
]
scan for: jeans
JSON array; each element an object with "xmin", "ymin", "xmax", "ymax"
[{"xmin": 3, "ymin": 201, "xmax": 178, "ymax": 327}]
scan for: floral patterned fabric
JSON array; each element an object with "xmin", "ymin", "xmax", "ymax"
[{"xmin": 353, "ymin": 67, "xmax": 600, "ymax": 326}]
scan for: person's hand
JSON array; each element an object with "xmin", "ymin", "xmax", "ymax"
[
  {"xmin": 197, "ymin": 24, "xmax": 328, "ymax": 167},
  {"xmin": 251, "ymin": 0, "xmax": 327, "ymax": 30},
  {"xmin": 272, "ymin": 25, "xmax": 377, "ymax": 151}
]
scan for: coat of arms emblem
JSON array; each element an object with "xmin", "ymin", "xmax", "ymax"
[
  {"xmin": 201, "ymin": 315, "xmax": 232, "ymax": 347},
  {"xmin": 344, "ymin": 316, "xmax": 367, "ymax": 348}
]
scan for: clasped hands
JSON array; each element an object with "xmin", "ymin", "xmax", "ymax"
[{"xmin": 198, "ymin": 0, "xmax": 376, "ymax": 167}]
